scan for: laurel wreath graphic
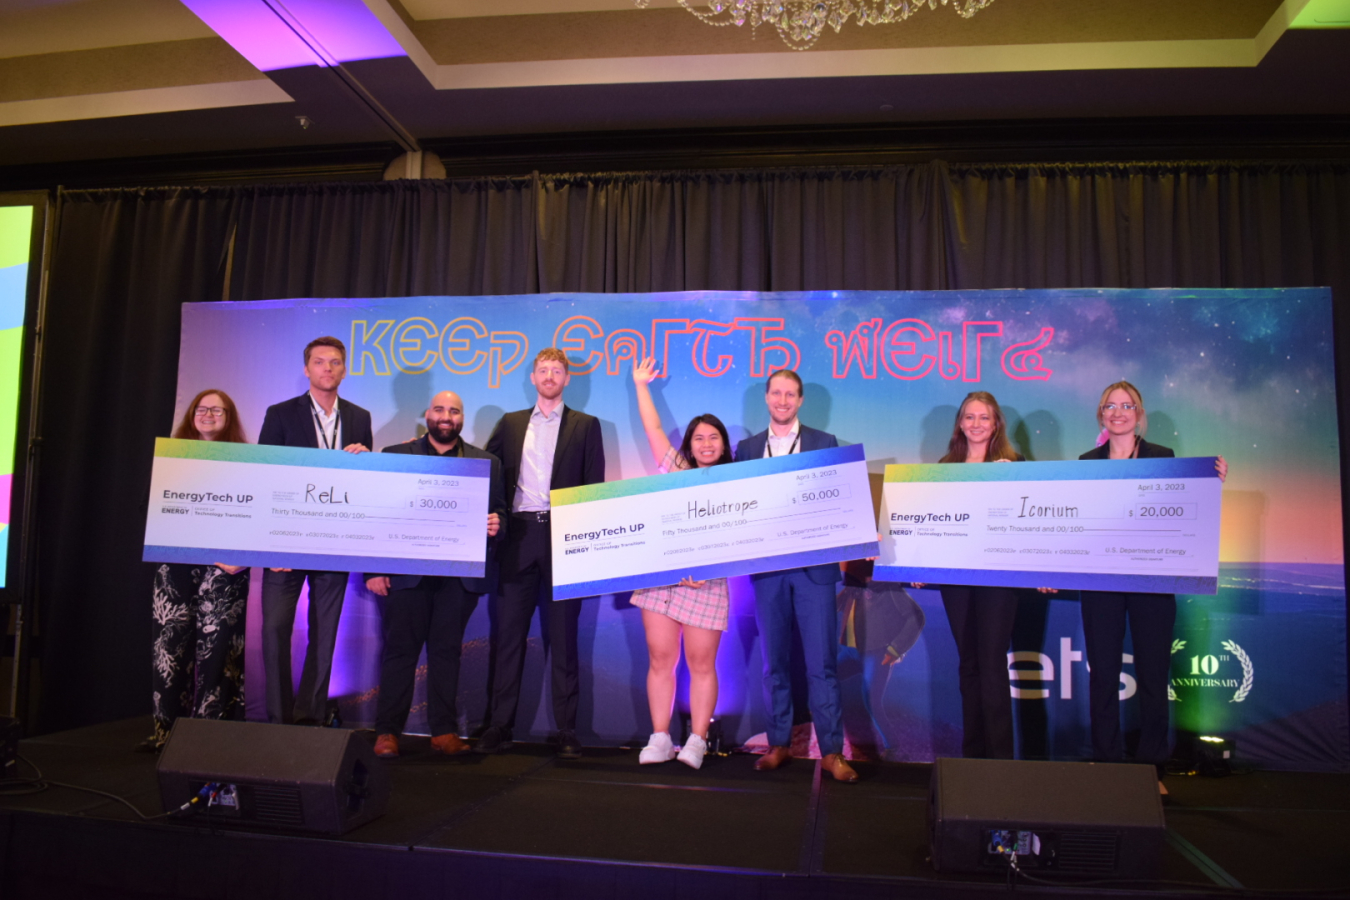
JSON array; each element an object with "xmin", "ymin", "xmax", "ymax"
[
  {"xmin": 1223, "ymin": 640, "xmax": 1254, "ymax": 703},
  {"xmin": 1168, "ymin": 639, "xmax": 1186, "ymax": 702}
]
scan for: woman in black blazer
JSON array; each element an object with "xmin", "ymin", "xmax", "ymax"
[
  {"xmin": 1079, "ymin": 381, "xmax": 1226, "ymax": 791},
  {"xmin": 917, "ymin": 391, "xmax": 1024, "ymax": 760}
]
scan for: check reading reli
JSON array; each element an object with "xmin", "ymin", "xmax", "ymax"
[{"xmin": 143, "ymin": 438, "xmax": 491, "ymax": 576}]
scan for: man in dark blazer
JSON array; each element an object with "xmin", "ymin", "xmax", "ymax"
[
  {"xmin": 256, "ymin": 335, "xmax": 373, "ymax": 725},
  {"xmin": 734, "ymin": 369, "xmax": 857, "ymax": 783},
  {"xmin": 476, "ymin": 348, "xmax": 605, "ymax": 758},
  {"xmin": 365, "ymin": 390, "xmax": 506, "ymax": 759}
]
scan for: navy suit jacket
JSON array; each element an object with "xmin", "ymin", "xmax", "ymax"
[
  {"xmin": 365, "ymin": 435, "xmax": 507, "ymax": 596},
  {"xmin": 735, "ymin": 423, "xmax": 842, "ymax": 585},
  {"xmin": 257, "ymin": 392, "xmax": 374, "ymax": 451}
]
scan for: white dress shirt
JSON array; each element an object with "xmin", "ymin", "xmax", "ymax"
[
  {"xmin": 763, "ymin": 418, "xmax": 802, "ymax": 458},
  {"xmin": 514, "ymin": 403, "xmax": 563, "ymax": 512},
  {"xmin": 310, "ymin": 394, "xmax": 341, "ymax": 450}
]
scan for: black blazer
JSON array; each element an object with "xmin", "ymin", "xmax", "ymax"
[
  {"xmin": 257, "ymin": 392, "xmax": 374, "ymax": 451},
  {"xmin": 734, "ymin": 423, "xmax": 842, "ymax": 586},
  {"xmin": 367, "ymin": 435, "xmax": 507, "ymax": 596},
  {"xmin": 485, "ymin": 405, "xmax": 606, "ymax": 503},
  {"xmin": 1079, "ymin": 438, "xmax": 1174, "ymax": 461}
]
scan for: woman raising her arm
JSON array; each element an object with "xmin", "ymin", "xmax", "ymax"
[
  {"xmin": 629, "ymin": 357, "xmax": 733, "ymax": 770},
  {"xmin": 1078, "ymin": 382, "xmax": 1227, "ymax": 792}
]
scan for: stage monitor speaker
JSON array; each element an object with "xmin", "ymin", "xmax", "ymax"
[
  {"xmin": 157, "ymin": 719, "xmax": 390, "ymax": 835},
  {"xmin": 929, "ymin": 758, "xmax": 1164, "ymax": 878}
]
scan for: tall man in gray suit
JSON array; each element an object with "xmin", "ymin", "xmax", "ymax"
[{"xmin": 475, "ymin": 348, "xmax": 605, "ymax": 759}]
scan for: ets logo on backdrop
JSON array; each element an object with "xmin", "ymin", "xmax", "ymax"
[{"xmin": 1004, "ymin": 636, "xmax": 1254, "ymax": 703}]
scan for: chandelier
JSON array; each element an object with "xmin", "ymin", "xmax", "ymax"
[{"xmin": 635, "ymin": 0, "xmax": 995, "ymax": 51}]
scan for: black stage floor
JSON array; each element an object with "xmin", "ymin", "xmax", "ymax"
[{"xmin": 2, "ymin": 717, "xmax": 1348, "ymax": 899}]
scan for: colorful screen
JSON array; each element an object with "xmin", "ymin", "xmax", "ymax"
[{"xmin": 0, "ymin": 205, "xmax": 34, "ymax": 590}]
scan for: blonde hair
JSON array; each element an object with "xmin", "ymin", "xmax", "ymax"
[{"xmin": 1096, "ymin": 381, "xmax": 1148, "ymax": 438}]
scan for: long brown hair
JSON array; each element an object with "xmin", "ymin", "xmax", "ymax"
[
  {"xmin": 173, "ymin": 389, "xmax": 247, "ymax": 443},
  {"xmin": 939, "ymin": 392, "xmax": 1019, "ymax": 463}
]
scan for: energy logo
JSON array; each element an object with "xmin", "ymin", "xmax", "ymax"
[{"xmin": 1169, "ymin": 639, "xmax": 1254, "ymax": 704}]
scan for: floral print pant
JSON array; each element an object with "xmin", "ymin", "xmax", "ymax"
[{"xmin": 151, "ymin": 563, "xmax": 249, "ymax": 744}]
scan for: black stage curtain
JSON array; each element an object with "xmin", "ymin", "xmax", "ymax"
[{"xmin": 35, "ymin": 162, "xmax": 1350, "ymax": 733}]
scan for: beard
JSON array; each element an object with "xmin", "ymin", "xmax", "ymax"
[{"xmin": 428, "ymin": 420, "xmax": 462, "ymax": 445}]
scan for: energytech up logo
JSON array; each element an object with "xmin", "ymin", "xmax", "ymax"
[{"xmin": 1169, "ymin": 639, "xmax": 1254, "ymax": 704}]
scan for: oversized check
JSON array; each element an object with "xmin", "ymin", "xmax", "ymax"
[
  {"xmin": 143, "ymin": 438, "xmax": 490, "ymax": 576},
  {"xmin": 549, "ymin": 445, "xmax": 880, "ymax": 600},
  {"xmin": 874, "ymin": 458, "xmax": 1222, "ymax": 594}
]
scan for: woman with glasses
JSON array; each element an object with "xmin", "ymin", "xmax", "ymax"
[
  {"xmin": 628, "ymin": 357, "xmax": 733, "ymax": 770},
  {"xmin": 916, "ymin": 392, "xmax": 1025, "ymax": 760},
  {"xmin": 1078, "ymin": 382, "xmax": 1227, "ymax": 791},
  {"xmin": 139, "ymin": 389, "xmax": 251, "ymax": 751}
]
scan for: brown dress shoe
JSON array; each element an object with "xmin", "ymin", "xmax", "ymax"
[
  {"xmin": 755, "ymin": 746, "xmax": 791, "ymax": 771},
  {"xmin": 821, "ymin": 753, "xmax": 859, "ymax": 783},
  {"xmin": 430, "ymin": 733, "xmax": 470, "ymax": 755},
  {"xmin": 374, "ymin": 733, "xmax": 399, "ymax": 758}
]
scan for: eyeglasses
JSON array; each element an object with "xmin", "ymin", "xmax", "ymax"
[
  {"xmin": 1101, "ymin": 403, "xmax": 1138, "ymax": 412},
  {"xmin": 194, "ymin": 406, "xmax": 227, "ymax": 418}
]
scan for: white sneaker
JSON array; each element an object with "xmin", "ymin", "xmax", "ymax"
[
  {"xmin": 677, "ymin": 733, "xmax": 707, "ymax": 770},
  {"xmin": 639, "ymin": 732, "xmax": 676, "ymax": 764}
]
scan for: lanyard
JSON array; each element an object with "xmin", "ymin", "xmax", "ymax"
[
  {"xmin": 766, "ymin": 430, "xmax": 800, "ymax": 458},
  {"xmin": 311, "ymin": 401, "xmax": 340, "ymax": 450}
]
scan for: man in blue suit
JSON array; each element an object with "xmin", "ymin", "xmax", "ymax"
[
  {"xmin": 365, "ymin": 390, "xmax": 506, "ymax": 758},
  {"xmin": 735, "ymin": 369, "xmax": 857, "ymax": 783}
]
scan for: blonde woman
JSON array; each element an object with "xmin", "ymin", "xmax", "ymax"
[{"xmin": 1078, "ymin": 381, "xmax": 1226, "ymax": 791}]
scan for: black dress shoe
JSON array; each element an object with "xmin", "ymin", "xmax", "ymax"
[
  {"xmin": 475, "ymin": 725, "xmax": 512, "ymax": 754},
  {"xmin": 556, "ymin": 729, "xmax": 582, "ymax": 760}
]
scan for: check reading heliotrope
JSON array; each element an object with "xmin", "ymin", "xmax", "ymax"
[
  {"xmin": 549, "ymin": 445, "xmax": 879, "ymax": 600},
  {"xmin": 873, "ymin": 458, "xmax": 1222, "ymax": 594},
  {"xmin": 143, "ymin": 438, "xmax": 490, "ymax": 576}
]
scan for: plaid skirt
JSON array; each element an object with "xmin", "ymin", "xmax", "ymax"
[{"xmin": 630, "ymin": 578, "xmax": 730, "ymax": 632}]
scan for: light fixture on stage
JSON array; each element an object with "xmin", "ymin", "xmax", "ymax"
[{"xmin": 1195, "ymin": 735, "xmax": 1234, "ymax": 777}]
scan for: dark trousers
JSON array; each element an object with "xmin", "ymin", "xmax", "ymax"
[
  {"xmin": 487, "ymin": 515, "xmax": 582, "ymax": 732},
  {"xmin": 261, "ymin": 568, "xmax": 348, "ymax": 724},
  {"xmin": 1080, "ymin": 591, "xmax": 1177, "ymax": 766},
  {"xmin": 940, "ymin": 586, "xmax": 1018, "ymax": 759},
  {"xmin": 375, "ymin": 577, "xmax": 480, "ymax": 737},
  {"xmin": 751, "ymin": 569, "xmax": 844, "ymax": 756},
  {"xmin": 151, "ymin": 563, "xmax": 249, "ymax": 743}
]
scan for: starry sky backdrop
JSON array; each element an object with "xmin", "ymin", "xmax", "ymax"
[{"xmin": 182, "ymin": 287, "xmax": 1341, "ymax": 566}]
